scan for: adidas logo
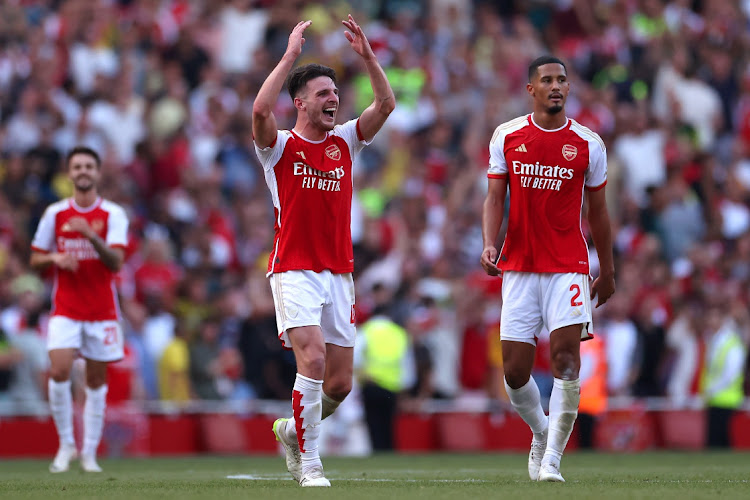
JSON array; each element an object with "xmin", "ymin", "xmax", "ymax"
[{"xmin": 515, "ymin": 144, "xmax": 527, "ymax": 153}]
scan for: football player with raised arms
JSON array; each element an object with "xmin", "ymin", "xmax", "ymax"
[
  {"xmin": 252, "ymin": 15, "xmax": 395, "ymax": 487},
  {"xmin": 30, "ymin": 146, "xmax": 129, "ymax": 473},
  {"xmin": 480, "ymin": 56, "xmax": 615, "ymax": 482}
]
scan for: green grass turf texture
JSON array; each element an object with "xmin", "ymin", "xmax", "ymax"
[{"xmin": 1, "ymin": 452, "xmax": 748, "ymax": 500}]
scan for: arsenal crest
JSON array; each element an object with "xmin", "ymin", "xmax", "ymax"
[
  {"xmin": 562, "ymin": 144, "xmax": 577, "ymax": 161},
  {"xmin": 325, "ymin": 144, "xmax": 341, "ymax": 161}
]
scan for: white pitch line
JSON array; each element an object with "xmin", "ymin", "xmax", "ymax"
[{"xmin": 227, "ymin": 474, "xmax": 488, "ymax": 483}]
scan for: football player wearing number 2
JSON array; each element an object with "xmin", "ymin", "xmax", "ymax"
[
  {"xmin": 480, "ymin": 56, "xmax": 615, "ymax": 482},
  {"xmin": 31, "ymin": 146, "xmax": 129, "ymax": 474}
]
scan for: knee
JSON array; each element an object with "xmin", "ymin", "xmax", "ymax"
[
  {"xmin": 49, "ymin": 367, "xmax": 70, "ymax": 383},
  {"xmin": 299, "ymin": 350, "xmax": 327, "ymax": 379},
  {"xmin": 325, "ymin": 379, "xmax": 352, "ymax": 402},
  {"xmin": 504, "ymin": 367, "xmax": 530, "ymax": 390},
  {"xmin": 550, "ymin": 350, "xmax": 579, "ymax": 379},
  {"xmin": 86, "ymin": 373, "xmax": 107, "ymax": 389}
]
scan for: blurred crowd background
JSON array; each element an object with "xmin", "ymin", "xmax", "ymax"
[{"xmin": 0, "ymin": 0, "xmax": 749, "ymax": 424}]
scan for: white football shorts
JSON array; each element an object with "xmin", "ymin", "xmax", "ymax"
[
  {"xmin": 47, "ymin": 315, "xmax": 125, "ymax": 362},
  {"xmin": 500, "ymin": 271, "xmax": 593, "ymax": 346},
  {"xmin": 269, "ymin": 270, "xmax": 356, "ymax": 349}
]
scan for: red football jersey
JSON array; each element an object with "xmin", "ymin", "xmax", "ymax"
[
  {"xmin": 488, "ymin": 115, "xmax": 607, "ymax": 274},
  {"xmin": 255, "ymin": 119, "xmax": 369, "ymax": 275},
  {"xmin": 31, "ymin": 198, "xmax": 129, "ymax": 321}
]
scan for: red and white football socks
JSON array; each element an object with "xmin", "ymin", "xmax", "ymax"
[{"xmin": 290, "ymin": 374, "xmax": 323, "ymax": 475}]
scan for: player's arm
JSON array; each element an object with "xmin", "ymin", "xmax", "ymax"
[
  {"xmin": 586, "ymin": 186, "xmax": 615, "ymax": 307},
  {"xmin": 252, "ymin": 20, "xmax": 311, "ymax": 149},
  {"xmin": 67, "ymin": 217, "xmax": 125, "ymax": 271},
  {"xmin": 480, "ymin": 176, "xmax": 508, "ymax": 276},
  {"xmin": 344, "ymin": 14, "xmax": 395, "ymax": 142},
  {"xmin": 30, "ymin": 251, "xmax": 78, "ymax": 272}
]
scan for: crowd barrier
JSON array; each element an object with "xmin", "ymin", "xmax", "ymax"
[{"xmin": 1, "ymin": 398, "xmax": 749, "ymax": 458}]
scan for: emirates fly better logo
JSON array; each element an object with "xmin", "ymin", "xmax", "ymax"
[
  {"xmin": 325, "ymin": 144, "xmax": 341, "ymax": 161},
  {"xmin": 562, "ymin": 144, "xmax": 577, "ymax": 161}
]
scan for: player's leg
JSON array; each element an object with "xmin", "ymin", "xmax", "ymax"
[
  {"xmin": 322, "ymin": 343, "xmax": 352, "ymax": 417},
  {"xmin": 502, "ymin": 341, "xmax": 548, "ymax": 479},
  {"xmin": 47, "ymin": 315, "xmax": 84, "ymax": 473},
  {"xmin": 80, "ymin": 359, "xmax": 108, "ymax": 472},
  {"xmin": 539, "ymin": 324, "xmax": 582, "ymax": 482},
  {"xmin": 499, "ymin": 271, "xmax": 548, "ymax": 480},
  {"xmin": 78, "ymin": 320, "xmax": 124, "ymax": 472},
  {"xmin": 48, "ymin": 347, "xmax": 78, "ymax": 473},
  {"xmin": 287, "ymin": 325, "xmax": 329, "ymax": 486},
  {"xmin": 538, "ymin": 272, "xmax": 591, "ymax": 482},
  {"xmin": 292, "ymin": 271, "xmax": 354, "ymax": 486},
  {"xmin": 269, "ymin": 271, "xmax": 327, "ymax": 484},
  {"xmin": 320, "ymin": 272, "xmax": 355, "ymax": 418}
]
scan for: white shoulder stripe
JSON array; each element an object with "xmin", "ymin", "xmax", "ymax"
[
  {"xmin": 570, "ymin": 120, "xmax": 605, "ymax": 152},
  {"xmin": 490, "ymin": 115, "xmax": 529, "ymax": 146}
]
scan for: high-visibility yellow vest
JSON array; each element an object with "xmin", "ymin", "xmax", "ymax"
[
  {"xmin": 700, "ymin": 330, "xmax": 746, "ymax": 409},
  {"xmin": 361, "ymin": 318, "xmax": 409, "ymax": 393}
]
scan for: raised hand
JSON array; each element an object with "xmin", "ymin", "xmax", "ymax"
[
  {"xmin": 342, "ymin": 14, "xmax": 375, "ymax": 60},
  {"xmin": 286, "ymin": 20, "xmax": 312, "ymax": 59}
]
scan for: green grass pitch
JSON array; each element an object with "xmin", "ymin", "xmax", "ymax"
[{"xmin": 1, "ymin": 452, "xmax": 748, "ymax": 499}]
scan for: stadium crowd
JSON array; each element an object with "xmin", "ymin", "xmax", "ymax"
[{"xmin": 0, "ymin": 0, "xmax": 748, "ymax": 419}]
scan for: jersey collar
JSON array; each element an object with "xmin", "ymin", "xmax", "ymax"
[
  {"xmin": 529, "ymin": 114, "xmax": 569, "ymax": 132},
  {"xmin": 69, "ymin": 197, "xmax": 102, "ymax": 213}
]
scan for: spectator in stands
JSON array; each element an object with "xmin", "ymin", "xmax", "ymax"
[
  {"xmin": 700, "ymin": 303, "xmax": 747, "ymax": 448},
  {"xmin": 189, "ymin": 316, "xmax": 223, "ymax": 400},
  {"xmin": 7, "ymin": 309, "xmax": 48, "ymax": 415},
  {"xmin": 159, "ymin": 318, "xmax": 191, "ymax": 403}
]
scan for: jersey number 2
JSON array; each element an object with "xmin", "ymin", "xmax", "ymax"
[
  {"xmin": 569, "ymin": 284, "xmax": 583, "ymax": 307},
  {"xmin": 103, "ymin": 326, "xmax": 118, "ymax": 346}
]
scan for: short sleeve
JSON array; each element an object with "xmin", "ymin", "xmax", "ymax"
[
  {"xmin": 585, "ymin": 139, "xmax": 607, "ymax": 190},
  {"xmin": 333, "ymin": 119, "xmax": 371, "ymax": 159},
  {"xmin": 488, "ymin": 129, "xmax": 508, "ymax": 178},
  {"xmin": 31, "ymin": 207, "xmax": 56, "ymax": 253},
  {"xmin": 254, "ymin": 130, "xmax": 289, "ymax": 171},
  {"xmin": 106, "ymin": 204, "xmax": 129, "ymax": 248}
]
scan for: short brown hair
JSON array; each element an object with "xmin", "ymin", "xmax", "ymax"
[
  {"xmin": 285, "ymin": 63, "xmax": 337, "ymax": 100},
  {"xmin": 65, "ymin": 146, "xmax": 101, "ymax": 169}
]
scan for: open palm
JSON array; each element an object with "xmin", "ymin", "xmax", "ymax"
[{"xmin": 342, "ymin": 14, "xmax": 374, "ymax": 59}]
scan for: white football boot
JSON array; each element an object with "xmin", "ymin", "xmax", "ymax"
[
  {"xmin": 528, "ymin": 431, "xmax": 547, "ymax": 480},
  {"xmin": 299, "ymin": 466, "xmax": 331, "ymax": 487},
  {"xmin": 272, "ymin": 418, "xmax": 302, "ymax": 482},
  {"xmin": 80, "ymin": 454, "xmax": 103, "ymax": 473},
  {"xmin": 538, "ymin": 463, "xmax": 565, "ymax": 482},
  {"xmin": 49, "ymin": 443, "xmax": 78, "ymax": 473}
]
